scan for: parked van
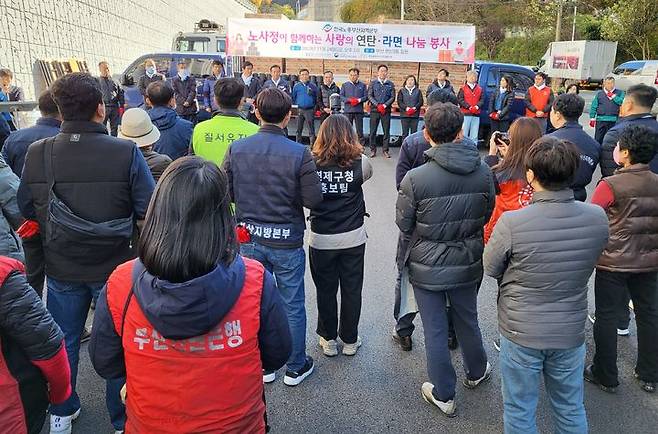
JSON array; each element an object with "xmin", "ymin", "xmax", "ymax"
[{"xmin": 609, "ymin": 60, "xmax": 658, "ymax": 91}]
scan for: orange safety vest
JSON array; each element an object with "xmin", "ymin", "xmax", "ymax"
[
  {"xmin": 525, "ymin": 86, "xmax": 552, "ymax": 118},
  {"xmin": 106, "ymin": 259, "xmax": 266, "ymax": 434}
]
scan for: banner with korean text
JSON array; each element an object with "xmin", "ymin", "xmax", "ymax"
[{"xmin": 227, "ymin": 18, "xmax": 475, "ymax": 64}]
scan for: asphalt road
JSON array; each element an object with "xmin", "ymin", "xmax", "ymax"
[{"xmin": 43, "ymin": 91, "xmax": 658, "ymax": 433}]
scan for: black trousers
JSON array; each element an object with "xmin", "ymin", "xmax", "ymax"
[
  {"xmin": 310, "ymin": 244, "xmax": 365, "ymax": 344},
  {"xmin": 296, "ymin": 108, "xmax": 316, "ymax": 145},
  {"xmin": 23, "ymin": 234, "xmax": 45, "ymax": 298},
  {"xmin": 595, "ymin": 120, "xmax": 616, "ymax": 145},
  {"xmin": 345, "ymin": 112, "xmax": 364, "ymax": 142},
  {"xmin": 103, "ymin": 105, "xmax": 120, "ymax": 137},
  {"xmin": 369, "ymin": 111, "xmax": 391, "ymax": 152},
  {"xmin": 592, "ymin": 270, "xmax": 658, "ymax": 386},
  {"xmin": 400, "ymin": 117, "xmax": 419, "ymax": 141}
]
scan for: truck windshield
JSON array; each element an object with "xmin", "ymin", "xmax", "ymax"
[
  {"xmin": 175, "ymin": 37, "xmax": 210, "ymax": 53},
  {"xmin": 217, "ymin": 39, "xmax": 226, "ymax": 52}
]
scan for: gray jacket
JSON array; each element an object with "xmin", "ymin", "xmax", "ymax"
[
  {"xmin": 0, "ymin": 155, "xmax": 23, "ymax": 261},
  {"xmin": 483, "ymin": 189, "xmax": 609, "ymax": 350}
]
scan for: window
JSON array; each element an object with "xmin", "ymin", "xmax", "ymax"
[
  {"xmin": 217, "ymin": 39, "xmax": 226, "ymax": 52},
  {"xmin": 486, "ymin": 69, "xmax": 498, "ymax": 88},
  {"xmin": 506, "ymin": 72, "xmax": 533, "ymax": 92},
  {"xmin": 175, "ymin": 37, "xmax": 210, "ymax": 53}
]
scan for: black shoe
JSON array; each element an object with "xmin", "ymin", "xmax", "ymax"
[
  {"xmin": 283, "ymin": 356, "xmax": 314, "ymax": 386},
  {"xmin": 383, "ymin": 151, "xmax": 391, "ymax": 159},
  {"xmin": 634, "ymin": 371, "xmax": 656, "ymax": 393},
  {"xmin": 448, "ymin": 332, "xmax": 458, "ymax": 351},
  {"xmin": 493, "ymin": 338, "xmax": 501, "ymax": 352},
  {"xmin": 392, "ymin": 330, "xmax": 412, "ymax": 351},
  {"xmin": 584, "ymin": 364, "xmax": 617, "ymax": 393},
  {"xmin": 80, "ymin": 327, "xmax": 92, "ymax": 344}
]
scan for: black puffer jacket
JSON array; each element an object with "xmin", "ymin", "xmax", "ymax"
[{"xmin": 396, "ymin": 142, "xmax": 496, "ymax": 292}]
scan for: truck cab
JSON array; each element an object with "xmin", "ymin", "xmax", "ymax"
[
  {"xmin": 118, "ymin": 52, "xmax": 226, "ymax": 109},
  {"xmin": 172, "ymin": 19, "xmax": 227, "ymax": 54},
  {"xmin": 474, "ymin": 61, "xmax": 535, "ymax": 138}
]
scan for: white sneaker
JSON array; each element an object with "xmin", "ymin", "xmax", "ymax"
[
  {"xmin": 318, "ymin": 337, "xmax": 338, "ymax": 357},
  {"xmin": 617, "ymin": 328, "xmax": 630, "ymax": 336},
  {"xmin": 421, "ymin": 382, "xmax": 456, "ymax": 417},
  {"xmin": 629, "ymin": 300, "xmax": 634, "ymax": 311},
  {"xmin": 588, "ymin": 314, "xmax": 596, "ymax": 324},
  {"xmin": 463, "ymin": 362, "xmax": 492, "ymax": 389},
  {"xmin": 263, "ymin": 370, "xmax": 276, "ymax": 384},
  {"xmin": 342, "ymin": 336, "xmax": 362, "ymax": 356},
  {"xmin": 50, "ymin": 408, "xmax": 81, "ymax": 433}
]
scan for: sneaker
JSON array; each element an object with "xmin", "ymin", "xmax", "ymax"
[
  {"xmin": 493, "ymin": 338, "xmax": 501, "ymax": 352},
  {"xmin": 463, "ymin": 362, "xmax": 492, "ymax": 389},
  {"xmin": 80, "ymin": 327, "xmax": 92, "ymax": 344},
  {"xmin": 584, "ymin": 364, "xmax": 617, "ymax": 393},
  {"xmin": 342, "ymin": 336, "xmax": 362, "ymax": 356},
  {"xmin": 634, "ymin": 370, "xmax": 656, "ymax": 393},
  {"xmin": 421, "ymin": 382, "xmax": 456, "ymax": 417},
  {"xmin": 284, "ymin": 356, "xmax": 314, "ymax": 386},
  {"xmin": 588, "ymin": 314, "xmax": 596, "ymax": 324},
  {"xmin": 263, "ymin": 370, "xmax": 276, "ymax": 384},
  {"xmin": 50, "ymin": 409, "xmax": 81, "ymax": 433},
  {"xmin": 629, "ymin": 300, "xmax": 634, "ymax": 311},
  {"xmin": 392, "ymin": 329, "xmax": 412, "ymax": 351},
  {"xmin": 318, "ymin": 337, "xmax": 338, "ymax": 357},
  {"xmin": 617, "ymin": 328, "xmax": 630, "ymax": 336}
]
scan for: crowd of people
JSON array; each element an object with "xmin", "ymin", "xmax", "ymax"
[{"xmin": 0, "ymin": 57, "xmax": 656, "ymax": 434}]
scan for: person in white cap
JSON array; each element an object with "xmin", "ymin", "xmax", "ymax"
[{"xmin": 119, "ymin": 108, "xmax": 172, "ymax": 182}]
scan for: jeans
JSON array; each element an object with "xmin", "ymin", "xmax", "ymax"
[
  {"xmin": 413, "ymin": 286, "xmax": 487, "ymax": 401},
  {"xmin": 500, "ymin": 335, "xmax": 587, "ymax": 434},
  {"xmin": 369, "ymin": 111, "xmax": 391, "ymax": 152},
  {"xmin": 592, "ymin": 270, "xmax": 658, "ymax": 386},
  {"xmin": 310, "ymin": 244, "xmax": 365, "ymax": 344},
  {"xmin": 462, "ymin": 115, "xmax": 480, "ymax": 142},
  {"xmin": 296, "ymin": 108, "xmax": 316, "ymax": 145},
  {"xmin": 400, "ymin": 117, "xmax": 419, "ymax": 141},
  {"xmin": 47, "ymin": 277, "xmax": 125, "ymax": 430},
  {"xmin": 240, "ymin": 242, "xmax": 307, "ymax": 371},
  {"xmin": 103, "ymin": 105, "xmax": 120, "ymax": 137}
]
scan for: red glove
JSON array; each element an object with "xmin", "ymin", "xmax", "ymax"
[
  {"xmin": 377, "ymin": 103, "xmax": 386, "ymax": 114},
  {"xmin": 349, "ymin": 97, "xmax": 359, "ymax": 107},
  {"xmin": 405, "ymin": 107, "xmax": 415, "ymax": 116},
  {"xmin": 17, "ymin": 219, "xmax": 39, "ymax": 238},
  {"xmin": 235, "ymin": 225, "xmax": 251, "ymax": 244},
  {"xmin": 489, "ymin": 111, "xmax": 499, "ymax": 120},
  {"xmin": 118, "ymin": 107, "xmax": 125, "ymax": 117},
  {"xmin": 589, "ymin": 119, "xmax": 596, "ymax": 128},
  {"xmin": 315, "ymin": 110, "xmax": 322, "ymax": 117}
]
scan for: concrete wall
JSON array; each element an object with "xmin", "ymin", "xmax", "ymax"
[{"xmin": 0, "ymin": 0, "xmax": 254, "ymax": 99}]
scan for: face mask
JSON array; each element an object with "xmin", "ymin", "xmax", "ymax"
[
  {"xmin": 613, "ymin": 143, "xmax": 622, "ymax": 165},
  {"xmin": 500, "ymin": 87, "xmax": 506, "ymax": 93},
  {"xmin": 146, "ymin": 66, "xmax": 156, "ymax": 76}
]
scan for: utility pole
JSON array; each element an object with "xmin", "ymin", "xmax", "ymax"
[
  {"xmin": 571, "ymin": 4, "xmax": 577, "ymax": 41},
  {"xmin": 555, "ymin": 0, "xmax": 563, "ymax": 42},
  {"xmin": 401, "ymin": 0, "xmax": 405, "ymax": 20}
]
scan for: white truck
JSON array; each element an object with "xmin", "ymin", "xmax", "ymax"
[{"xmin": 539, "ymin": 40, "xmax": 618, "ymax": 87}]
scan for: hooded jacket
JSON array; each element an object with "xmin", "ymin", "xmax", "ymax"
[
  {"xmin": 396, "ymin": 142, "xmax": 496, "ymax": 292},
  {"xmin": 148, "ymin": 106, "xmax": 194, "ymax": 160},
  {"xmin": 2, "ymin": 117, "xmax": 61, "ymax": 177},
  {"xmin": 89, "ymin": 256, "xmax": 291, "ymax": 433}
]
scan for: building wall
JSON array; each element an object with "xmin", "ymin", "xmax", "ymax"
[
  {"xmin": 302, "ymin": 0, "xmax": 350, "ymax": 22},
  {"xmin": 0, "ymin": 0, "xmax": 254, "ymax": 99}
]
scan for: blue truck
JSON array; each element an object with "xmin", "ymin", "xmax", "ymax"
[{"xmin": 118, "ymin": 52, "xmax": 227, "ymax": 109}]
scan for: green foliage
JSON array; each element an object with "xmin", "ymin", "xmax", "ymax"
[
  {"xmin": 495, "ymin": 34, "xmax": 553, "ymax": 66},
  {"xmin": 601, "ymin": 0, "xmax": 658, "ymax": 59},
  {"xmin": 340, "ymin": 0, "xmax": 400, "ymax": 23}
]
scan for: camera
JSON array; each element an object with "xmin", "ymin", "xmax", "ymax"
[{"xmin": 493, "ymin": 131, "xmax": 510, "ymax": 146}]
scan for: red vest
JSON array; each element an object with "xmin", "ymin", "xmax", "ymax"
[
  {"xmin": 525, "ymin": 86, "xmax": 552, "ymax": 118},
  {"xmin": 484, "ymin": 180, "xmax": 533, "ymax": 244},
  {"xmin": 106, "ymin": 259, "xmax": 266, "ymax": 434},
  {"xmin": 460, "ymin": 84, "xmax": 483, "ymax": 115}
]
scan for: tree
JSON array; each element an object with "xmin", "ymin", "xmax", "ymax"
[
  {"xmin": 250, "ymin": 0, "xmax": 272, "ymax": 12},
  {"xmin": 601, "ymin": 0, "xmax": 658, "ymax": 59},
  {"xmin": 478, "ymin": 22, "xmax": 505, "ymax": 60},
  {"xmin": 340, "ymin": 0, "xmax": 400, "ymax": 23}
]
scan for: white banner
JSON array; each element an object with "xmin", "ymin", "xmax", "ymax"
[{"xmin": 227, "ymin": 18, "xmax": 475, "ymax": 64}]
